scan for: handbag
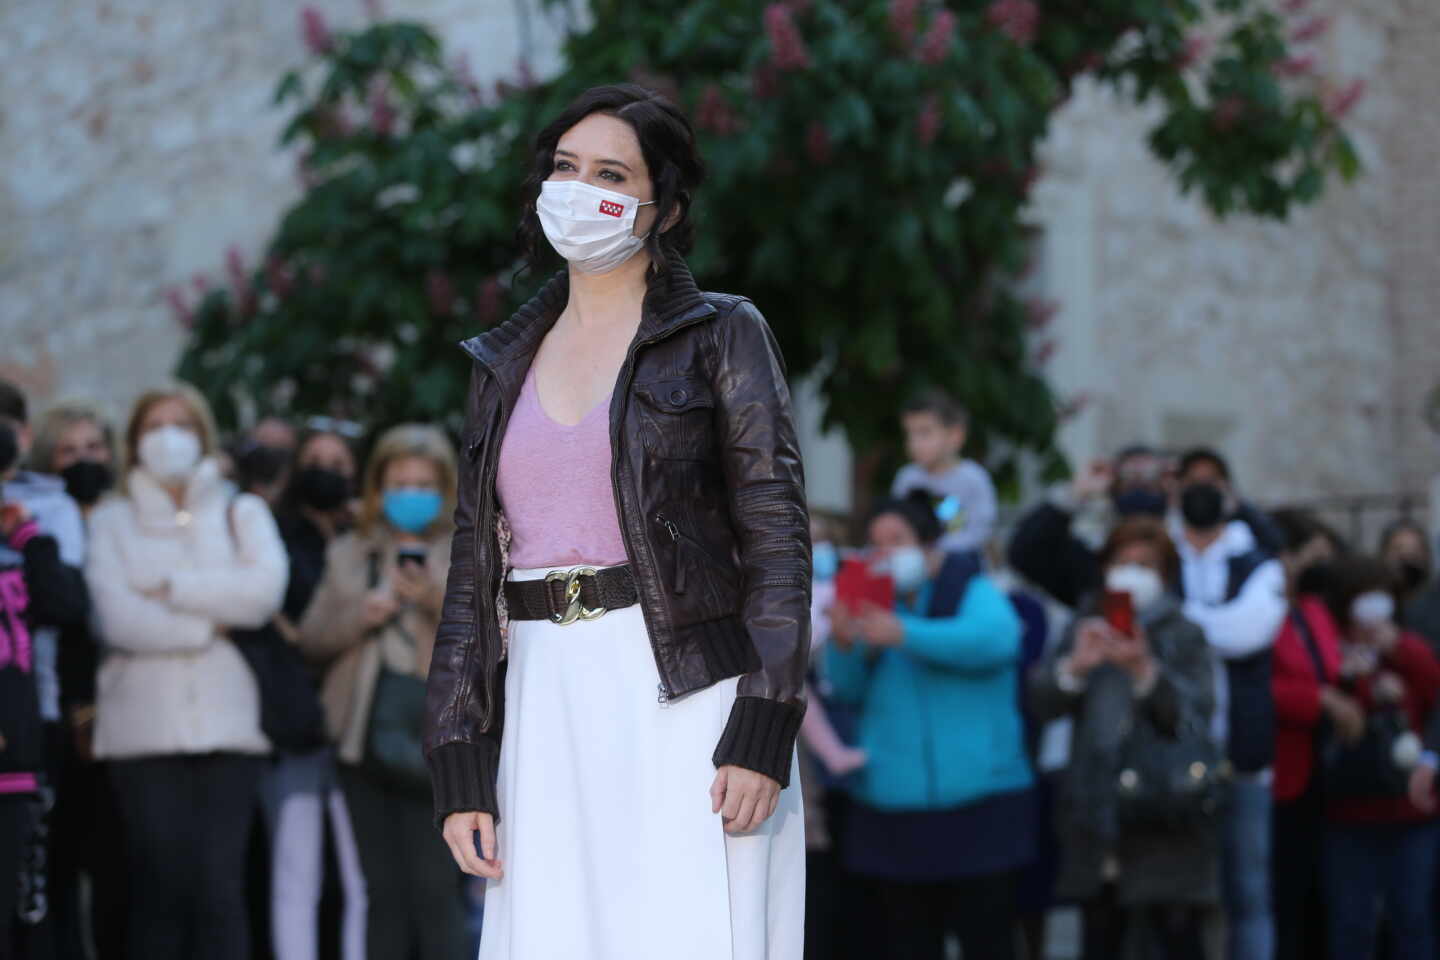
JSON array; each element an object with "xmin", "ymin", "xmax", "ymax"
[
  {"xmin": 225, "ymin": 498, "xmax": 327, "ymax": 753},
  {"xmin": 361, "ymin": 550, "xmax": 431, "ymax": 794},
  {"xmin": 1115, "ymin": 711, "xmax": 1230, "ymax": 830}
]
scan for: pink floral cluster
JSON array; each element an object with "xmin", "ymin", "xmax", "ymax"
[{"xmin": 986, "ymin": 0, "xmax": 1039, "ymax": 46}]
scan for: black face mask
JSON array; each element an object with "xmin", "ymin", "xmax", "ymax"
[
  {"xmin": 61, "ymin": 460, "xmax": 114, "ymax": 506},
  {"xmin": 1113, "ymin": 487, "xmax": 1168, "ymax": 518},
  {"xmin": 1295, "ymin": 561, "xmax": 1335, "ymax": 598},
  {"xmin": 294, "ymin": 467, "xmax": 351, "ymax": 512},
  {"xmin": 1398, "ymin": 560, "xmax": 1431, "ymax": 593},
  {"xmin": 1180, "ymin": 482, "xmax": 1226, "ymax": 530}
]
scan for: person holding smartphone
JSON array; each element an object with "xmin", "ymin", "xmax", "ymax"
[
  {"xmin": 825, "ymin": 492, "xmax": 1033, "ymax": 960},
  {"xmin": 1030, "ymin": 517, "xmax": 1219, "ymax": 960},
  {"xmin": 298, "ymin": 423, "xmax": 464, "ymax": 960}
]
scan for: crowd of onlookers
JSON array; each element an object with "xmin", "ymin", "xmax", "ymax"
[{"xmin": 2, "ymin": 373, "xmax": 1440, "ymax": 960}]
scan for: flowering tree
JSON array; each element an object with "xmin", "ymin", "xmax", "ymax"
[{"xmin": 175, "ymin": 0, "xmax": 1360, "ymax": 495}]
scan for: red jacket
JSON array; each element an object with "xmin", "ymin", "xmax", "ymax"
[{"xmin": 1273, "ymin": 597, "xmax": 1343, "ymax": 805}]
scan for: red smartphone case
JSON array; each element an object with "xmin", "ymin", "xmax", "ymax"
[
  {"xmin": 1101, "ymin": 589, "xmax": 1136, "ymax": 637},
  {"xmin": 835, "ymin": 556, "xmax": 895, "ymax": 614}
]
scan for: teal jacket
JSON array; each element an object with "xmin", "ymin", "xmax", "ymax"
[{"xmin": 825, "ymin": 553, "xmax": 1033, "ymax": 811}]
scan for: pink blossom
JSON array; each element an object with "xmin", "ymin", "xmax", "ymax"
[
  {"xmin": 987, "ymin": 0, "xmax": 1039, "ymax": 46},
  {"xmin": 916, "ymin": 94, "xmax": 942, "ymax": 146},
  {"xmin": 1033, "ymin": 339, "xmax": 1056, "ymax": 367},
  {"xmin": 1025, "ymin": 299, "xmax": 1059, "ymax": 331},
  {"xmin": 764, "ymin": 4, "xmax": 812, "ymax": 71},
  {"xmin": 806, "ymin": 122, "xmax": 832, "ymax": 165},
  {"xmin": 165, "ymin": 288, "xmax": 194, "ymax": 330},
  {"xmin": 225, "ymin": 246, "xmax": 246, "ymax": 291},
  {"xmin": 917, "ymin": 10, "xmax": 956, "ymax": 65},
  {"xmin": 475, "ymin": 277, "xmax": 504, "ymax": 327},
  {"xmin": 191, "ymin": 272, "xmax": 212, "ymax": 295},
  {"xmin": 265, "ymin": 257, "xmax": 295, "ymax": 300},
  {"xmin": 696, "ymin": 84, "xmax": 738, "ymax": 135},
  {"xmin": 1324, "ymin": 78, "xmax": 1366, "ymax": 119},
  {"xmin": 368, "ymin": 80, "xmax": 396, "ymax": 136},
  {"xmin": 1178, "ymin": 33, "xmax": 1212, "ymax": 68},
  {"xmin": 301, "ymin": 7, "xmax": 332, "ymax": 55},
  {"xmin": 1291, "ymin": 16, "xmax": 1331, "ymax": 43},
  {"xmin": 1212, "ymin": 96, "xmax": 1246, "ymax": 132},
  {"xmin": 425, "ymin": 270, "xmax": 455, "ymax": 316},
  {"xmin": 888, "ymin": 0, "xmax": 921, "ymax": 43},
  {"xmin": 752, "ymin": 63, "xmax": 780, "ymax": 99},
  {"xmin": 1275, "ymin": 54, "xmax": 1316, "ymax": 77}
]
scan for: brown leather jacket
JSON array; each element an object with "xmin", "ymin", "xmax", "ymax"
[{"xmin": 423, "ymin": 252, "xmax": 811, "ymax": 823}]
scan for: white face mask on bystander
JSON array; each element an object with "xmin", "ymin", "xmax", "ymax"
[
  {"xmin": 138, "ymin": 425, "xmax": 202, "ymax": 483},
  {"xmin": 1105, "ymin": 564, "xmax": 1165, "ymax": 612}
]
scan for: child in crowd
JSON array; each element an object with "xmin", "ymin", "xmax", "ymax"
[
  {"xmin": 891, "ymin": 390, "xmax": 997, "ymax": 553},
  {"xmin": 802, "ymin": 514, "xmax": 867, "ymax": 777}
]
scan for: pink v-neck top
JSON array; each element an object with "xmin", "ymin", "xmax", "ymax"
[{"xmin": 496, "ymin": 368, "xmax": 629, "ymax": 569}]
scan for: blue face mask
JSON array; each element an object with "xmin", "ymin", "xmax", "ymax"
[
  {"xmin": 812, "ymin": 541, "xmax": 839, "ymax": 582},
  {"xmin": 383, "ymin": 488, "xmax": 442, "ymax": 534}
]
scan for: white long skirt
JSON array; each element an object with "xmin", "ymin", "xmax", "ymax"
[{"xmin": 478, "ymin": 565, "xmax": 806, "ymax": 960}]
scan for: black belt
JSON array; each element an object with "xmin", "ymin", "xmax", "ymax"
[{"xmin": 504, "ymin": 565, "xmax": 639, "ymax": 625}]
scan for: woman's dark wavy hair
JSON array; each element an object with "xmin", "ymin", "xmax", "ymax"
[{"xmin": 517, "ymin": 84, "xmax": 705, "ymax": 276}]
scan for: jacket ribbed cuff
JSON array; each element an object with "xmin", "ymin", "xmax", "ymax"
[
  {"xmin": 428, "ymin": 740, "xmax": 501, "ymax": 829},
  {"xmin": 712, "ymin": 696, "xmax": 804, "ymax": 788}
]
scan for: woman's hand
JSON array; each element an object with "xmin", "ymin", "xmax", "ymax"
[
  {"xmin": 1067, "ymin": 618, "xmax": 1112, "ymax": 679},
  {"xmin": 1410, "ymin": 764, "xmax": 1438, "ymax": 813},
  {"xmin": 1320, "ymin": 686, "xmax": 1367, "ymax": 746},
  {"xmin": 828, "ymin": 604, "xmax": 861, "ymax": 651},
  {"xmin": 857, "ymin": 604, "xmax": 905, "ymax": 648},
  {"xmin": 361, "ymin": 587, "xmax": 399, "ymax": 629},
  {"xmin": 394, "ymin": 562, "xmax": 442, "ymax": 614},
  {"xmin": 442, "ymin": 811, "xmax": 503, "ymax": 879},
  {"xmin": 1107, "ymin": 624, "xmax": 1156, "ymax": 689},
  {"xmin": 1373, "ymin": 670, "xmax": 1407, "ymax": 705},
  {"xmin": 711, "ymin": 765, "xmax": 781, "ymax": 834}
]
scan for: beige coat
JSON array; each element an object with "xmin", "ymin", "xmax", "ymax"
[
  {"xmin": 88, "ymin": 459, "xmax": 287, "ymax": 759},
  {"xmin": 299, "ymin": 528, "xmax": 450, "ymax": 764}
]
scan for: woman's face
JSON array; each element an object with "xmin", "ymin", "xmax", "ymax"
[
  {"xmin": 51, "ymin": 419, "xmax": 110, "ymax": 473},
  {"xmin": 380, "ymin": 455, "xmax": 441, "ymax": 495},
  {"xmin": 137, "ymin": 397, "xmax": 200, "ymax": 443},
  {"xmin": 867, "ymin": 512, "xmax": 920, "ymax": 558},
  {"xmin": 1383, "ymin": 528, "xmax": 1427, "ymax": 571},
  {"xmin": 549, "ymin": 112, "xmax": 659, "ymax": 238},
  {"xmin": 299, "ymin": 433, "xmax": 356, "ymax": 480}
]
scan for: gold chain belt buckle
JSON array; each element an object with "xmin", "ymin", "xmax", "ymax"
[{"xmin": 544, "ymin": 566, "xmax": 607, "ymax": 625}]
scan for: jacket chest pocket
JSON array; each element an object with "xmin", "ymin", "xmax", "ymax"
[{"xmin": 633, "ymin": 377, "xmax": 716, "ymax": 461}]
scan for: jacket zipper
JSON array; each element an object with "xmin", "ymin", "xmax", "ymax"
[
  {"xmin": 470, "ymin": 365, "xmax": 507, "ymax": 731},
  {"xmin": 610, "ymin": 308, "xmax": 717, "ymax": 703},
  {"xmin": 654, "ymin": 513, "xmax": 743, "ymax": 592}
]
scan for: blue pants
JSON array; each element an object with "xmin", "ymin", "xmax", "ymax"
[
  {"xmin": 1323, "ymin": 820, "xmax": 1440, "ymax": 960},
  {"xmin": 1222, "ymin": 774, "xmax": 1275, "ymax": 960}
]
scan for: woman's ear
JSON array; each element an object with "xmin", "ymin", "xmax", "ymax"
[{"xmin": 657, "ymin": 192, "xmax": 686, "ymax": 235}]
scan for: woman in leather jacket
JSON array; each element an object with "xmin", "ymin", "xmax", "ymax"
[{"xmin": 423, "ymin": 84, "xmax": 810, "ymax": 958}]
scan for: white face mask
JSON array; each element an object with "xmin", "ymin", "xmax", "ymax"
[
  {"xmin": 138, "ymin": 425, "xmax": 201, "ymax": 482},
  {"xmin": 1351, "ymin": 590, "xmax": 1395, "ymax": 627},
  {"xmin": 536, "ymin": 179, "xmax": 655, "ymax": 274},
  {"xmin": 885, "ymin": 546, "xmax": 929, "ymax": 594},
  {"xmin": 1105, "ymin": 564, "xmax": 1165, "ymax": 612}
]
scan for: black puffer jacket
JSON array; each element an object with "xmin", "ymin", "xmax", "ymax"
[{"xmin": 424, "ymin": 253, "xmax": 811, "ymax": 823}]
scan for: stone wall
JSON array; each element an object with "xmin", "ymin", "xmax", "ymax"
[{"xmin": 1032, "ymin": 0, "xmax": 1440, "ymax": 521}]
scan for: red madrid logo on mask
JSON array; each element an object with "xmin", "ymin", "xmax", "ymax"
[{"xmin": 598, "ymin": 200, "xmax": 624, "ymax": 218}]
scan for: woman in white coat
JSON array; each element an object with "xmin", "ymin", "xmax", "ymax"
[{"xmin": 86, "ymin": 383, "xmax": 287, "ymax": 960}]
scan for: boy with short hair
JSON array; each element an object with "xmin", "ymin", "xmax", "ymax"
[{"xmin": 891, "ymin": 389, "xmax": 997, "ymax": 553}]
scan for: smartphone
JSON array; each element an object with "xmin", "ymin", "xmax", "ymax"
[
  {"xmin": 397, "ymin": 545, "xmax": 427, "ymax": 568},
  {"xmin": 835, "ymin": 556, "xmax": 895, "ymax": 615},
  {"xmin": 1101, "ymin": 588, "xmax": 1136, "ymax": 638}
]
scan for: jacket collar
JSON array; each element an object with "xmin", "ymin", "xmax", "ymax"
[
  {"xmin": 128, "ymin": 458, "xmax": 229, "ymax": 529},
  {"xmin": 458, "ymin": 249, "xmax": 715, "ymax": 376}
]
